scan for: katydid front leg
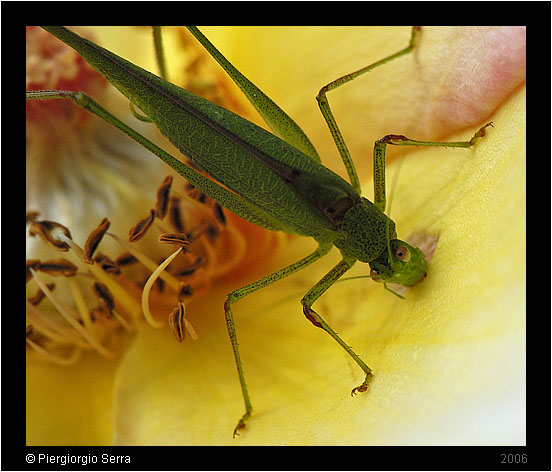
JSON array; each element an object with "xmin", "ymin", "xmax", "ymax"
[
  {"xmin": 372, "ymin": 122, "xmax": 494, "ymax": 211},
  {"xmin": 314, "ymin": 24, "xmax": 493, "ymax": 214},
  {"xmin": 301, "ymin": 257, "xmax": 375, "ymax": 396},
  {"xmin": 316, "ymin": 26, "xmax": 422, "ymax": 194}
]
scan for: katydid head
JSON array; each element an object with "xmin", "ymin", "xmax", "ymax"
[{"xmin": 369, "ymin": 239, "xmax": 428, "ymax": 287}]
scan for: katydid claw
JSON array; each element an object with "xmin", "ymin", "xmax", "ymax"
[
  {"xmin": 233, "ymin": 421, "xmax": 246, "ymax": 438},
  {"xmin": 233, "ymin": 411, "xmax": 251, "ymax": 438},
  {"xmin": 351, "ymin": 372, "xmax": 374, "ymax": 396},
  {"xmin": 469, "ymin": 122, "xmax": 494, "ymax": 146}
]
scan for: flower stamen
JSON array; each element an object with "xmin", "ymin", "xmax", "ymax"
[
  {"xmin": 84, "ymin": 217, "xmax": 110, "ymax": 264},
  {"xmin": 26, "ymin": 301, "xmax": 85, "ymax": 346},
  {"xmin": 128, "ymin": 209, "xmax": 156, "ymax": 242},
  {"xmin": 168, "ymin": 302, "xmax": 186, "ymax": 342},
  {"xmin": 158, "ymin": 232, "xmax": 192, "ymax": 249},
  {"xmin": 67, "ymin": 278, "xmax": 100, "ymax": 334},
  {"xmin": 141, "ymin": 247, "xmax": 183, "ymax": 328},
  {"xmin": 168, "ymin": 196, "xmax": 185, "ymax": 232},
  {"xmin": 29, "ymin": 268, "xmax": 115, "ymax": 358},
  {"xmin": 27, "ymin": 283, "xmax": 56, "ymax": 306},
  {"xmin": 106, "ymin": 232, "xmax": 182, "ymax": 290},
  {"xmin": 28, "ymin": 220, "xmax": 72, "ymax": 252},
  {"xmin": 27, "ymin": 27, "xmax": 277, "ymax": 367},
  {"xmin": 36, "ymin": 258, "xmax": 78, "ymax": 277},
  {"xmin": 155, "ymin": 175, "xmax": 173, "ymax": 219},
  {"xmin": 58, "ymin": 234, "xmax": 143, "ymax": 320},
  {"xmin": 26, "ymin": 336, "xmax": 82, "ymax": 366}
]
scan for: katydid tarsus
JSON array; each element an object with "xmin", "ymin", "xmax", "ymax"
[{"xmin": 26, "ymin": 26, "xmax": 492, "ymax": 437}]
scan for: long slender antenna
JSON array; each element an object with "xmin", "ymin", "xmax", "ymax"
[
  {"xmin": 384, "ymin": 153, "xmax": 406, "ymax": 272},
  {"xmin": 386, "ymin": 154, "xmax": 406, "ymax": 220}
]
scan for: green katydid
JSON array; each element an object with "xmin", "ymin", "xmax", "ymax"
[{"xmin": 26, "ymin": 26, "xmax": 492, "ymax": 437}]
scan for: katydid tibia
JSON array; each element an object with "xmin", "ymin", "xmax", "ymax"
[{"xmin": 27, "ymin": 26, "xmax": 492, "ymax": 437}]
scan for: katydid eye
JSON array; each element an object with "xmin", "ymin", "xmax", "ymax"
[
  {"xmin": 395, "ymin": 245, "xmax": 410, "ymax": 262},
  {"xmin": 370, "ymin": 268, "xmax": 381, "ymax": 281}
]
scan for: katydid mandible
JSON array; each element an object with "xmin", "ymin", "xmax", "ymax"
[{"xmin": 27, "ymin": 26, "xmax": 492, "ymax": 436}]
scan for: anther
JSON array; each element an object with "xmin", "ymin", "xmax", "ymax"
[
  {"xmin": 37, "ymin": 258, "xmax": 78, "ymax": 277},
  {"xmin": 186, "ymin": 221, "xmax": 209, "ymax": 242},
  {"xmin": 206, "ymin": 224, "xmax": 219, "ymax": 241},
  {"xmin": 26, "ymin": 260, "xmax": 41, "ymax": 283},
  {"xmin": 213, "ymin": 203, "xmax": 226, "ymax": 225},
  {"xmin": 93, "ymin": 253, "xmax": 120, "ymax": 274},
  {"xmin": 168, "ymin": 302, "xmax": 186, "ymax": 342},
  {"xmin": 92, "ymin": 282, "xmax": 115, "ymax": 318},
  {"xmin": 115, "ymin": 252, "xmax": 138, "ymax": 267},
  {"xmin": 155, "ymin": 176, "xmax": 173, "ymax": 219},
  {"xmin": 177, "ymin": 282, "xmax": 194, "ymax": 300},
  {"xmin": 129, "ymin": 209, "xmax": 156, "ymax": 242},
  {"xmin": 159, "ymin": 232, "xmax": 192, "ymax": 251},
  {"xmin": 84, "ymin": 217, "xmax": 110, "ymax": 264},
  {"xmin": 168, "ymin": 196, "xmax": 185, "ymax": 232},
  {"xmin": 28, "ymin": 220, "xmax": 73, "ymax": 251},
  {"xmin": 27, "ymin": 283, "xmax": 56, "ymax": 305},
  {"xmin": 26, "ymin": 211, "xmax": 40, "ymax": 224}
]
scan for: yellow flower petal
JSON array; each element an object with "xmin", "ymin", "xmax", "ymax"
[
  {"xmin": 210, "ymin": 26, "xmax": 525, "ymax": 180},
  {"xmin": 113, "ymin": 81, "xmax": 525, "ymax": 444},
  {"xmin": 27, "ymin": 26, "xmax": 525, "ymax": 446},
  {"xmin": 26, "ymin": 353, "xmax": 122, "ymax": 445}
]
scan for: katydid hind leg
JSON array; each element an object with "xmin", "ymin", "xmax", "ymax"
[{"xmin": 185, "ymin": 27, "xmax": 321, "ymax": 163}]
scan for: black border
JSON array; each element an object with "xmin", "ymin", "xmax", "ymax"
[{"xmin": 12, "ymin": 2, "xmax": 548, "ymax": 470}]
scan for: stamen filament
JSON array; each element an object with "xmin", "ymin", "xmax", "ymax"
[
  {"xmin": 26, "ymin": 301, "xmax": 88, "ymax": 346},
  {"xmin": 26, "ymin": 337, "xmax": 82, "ymax": 366},
  {"xmin": 111, "ymin": 309, "xmax": 134, "ymax": 332},
  {"xmin": 59, "ymin": 234, "xmax": 142, "ymax": 320},
  {"xmin": 67, "ymin": 278, "xmax": 95, "ymax": 334},
  {"xmin": 183, "ymin": 317, "xmax": 199, "ymax": 341},
  {"xmin": 107, "ymin": 232, "xmax": 182, "ymax": 290},
  {"xmin": 142, "ymin": 247, "xmax": 183, "ymax": 328},
  {"xmin": 30, "ymin": 268, "xmax": 114, "ymax": 358}
]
